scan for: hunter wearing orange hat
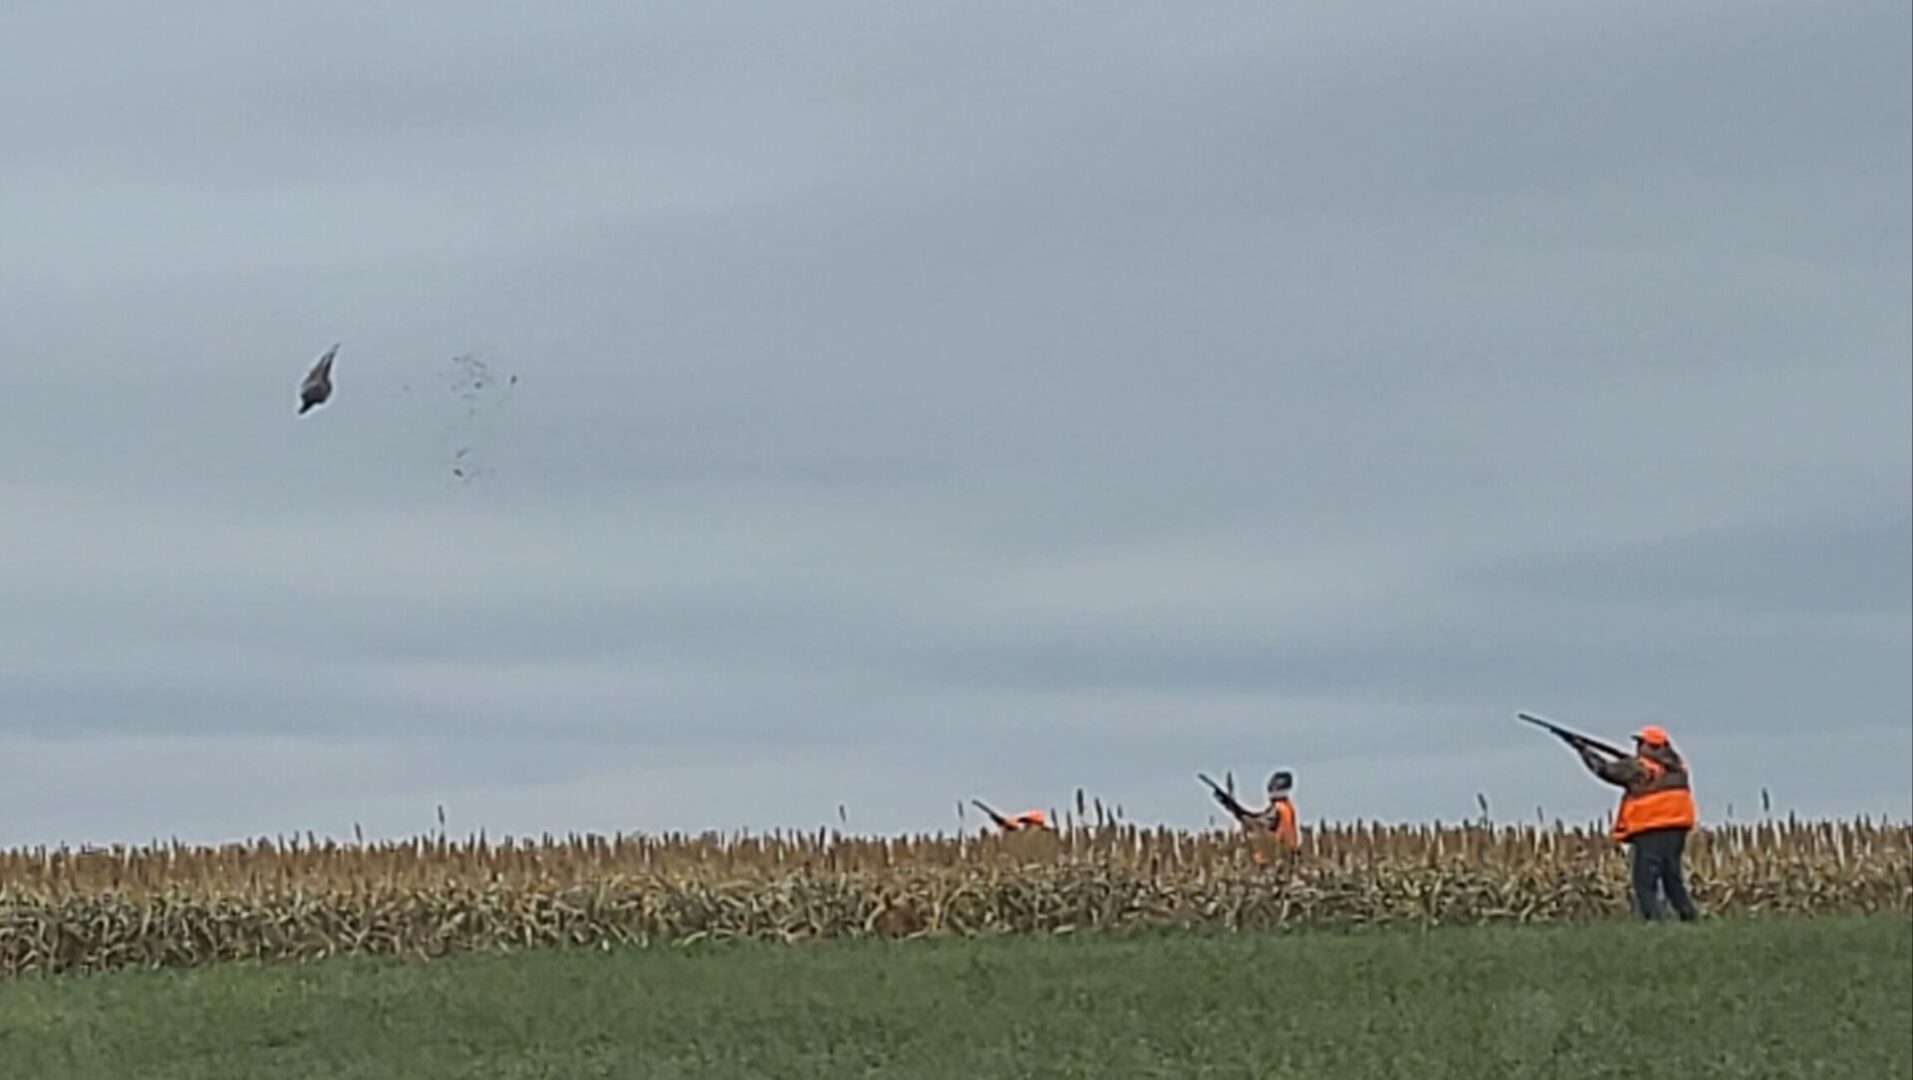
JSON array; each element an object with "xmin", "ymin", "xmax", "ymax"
[
  {"xmin": 970, "ymin": 800, "xmax": 1053, "ymax": 834},
  {"xmin": 1005, "ymin": 809, "xmax": 1050, "ymax": 833},
  {"xmin": 1581, "ymin": 723, "xmax": 1700, "ymax": 921}
]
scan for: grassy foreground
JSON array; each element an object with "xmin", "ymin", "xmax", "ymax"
[{"xmin": 0, "ymin": 916, "xmax": 1906, "ymax": 1079}]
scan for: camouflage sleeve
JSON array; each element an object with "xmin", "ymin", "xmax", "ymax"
[{"xmin": 1590, "ymin": 755, "xmax": 1641, "ymax": 788}]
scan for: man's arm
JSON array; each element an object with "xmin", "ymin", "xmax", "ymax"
[{"xmin": 1580, "ymin": 747, "xmax": 1640, "ymax": 788}]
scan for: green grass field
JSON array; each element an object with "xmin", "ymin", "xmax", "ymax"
[{"xmin": 1, "ymin": 915, "xmax": 1906, "ymax": 1079}]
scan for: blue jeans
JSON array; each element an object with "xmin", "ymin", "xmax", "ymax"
[{"xmin": 1629, "ymin": 827, "xmax": 1698, "ymax": 921}]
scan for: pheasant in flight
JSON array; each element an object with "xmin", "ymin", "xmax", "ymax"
[{"xmin": 299, "ymin": 344, "xmax": 339, "ymax": 415}]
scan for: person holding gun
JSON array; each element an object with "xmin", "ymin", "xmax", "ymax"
[
  {"xmin": 970, "ymin": 800, "xmax": 1051, "ymax": 834},
  {"xmin": 1523, "ymin": 713, "xmax": 1699, "ymax": 922},
  {"xmin": 1201, "ymin": 770, "xmax": 1299, "ymax": 863}
]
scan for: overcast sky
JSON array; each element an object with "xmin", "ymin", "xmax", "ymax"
[{"xmin": 2, "ymin": 2, "xmax": 1907, "ymax": 845}]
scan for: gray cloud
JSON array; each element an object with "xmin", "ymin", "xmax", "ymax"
[{"xmin": 1, "ymin": 1, "xmax": 1906, "ymax": 844}]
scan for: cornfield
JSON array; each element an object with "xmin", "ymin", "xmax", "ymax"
[{"xmin": 2, "ymin": 818, "xmax": 1906, "ymax": 976}]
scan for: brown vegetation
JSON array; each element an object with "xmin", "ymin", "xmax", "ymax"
[{"xmin": 2, "ymin": 818, "xmax": 1905, "ymax": 976}]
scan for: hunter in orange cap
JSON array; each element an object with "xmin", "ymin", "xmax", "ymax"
[
  {"xmin": 1580, "ymin": 724, "xmax": 1699, "ymax": 921},
  {"xmin": 1008, "ymin": 809, "xmax": 1050, "ymax": 832},
  {"xmin": 971, "ymin": 799, "xmax": 1054, "ymax": 834}
]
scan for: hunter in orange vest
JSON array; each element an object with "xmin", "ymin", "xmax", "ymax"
[
  {"xmin": 971, "ymin": 799, "xmax": 1054, "ymax": 835},
  {"xmin": 1003, "ymin": 809, "xmax": 1051, "ymax": 833},
  {"xmin": 1582, "ymin": 724, "xmax": 1699, "ymax": 921},
  {"xmin": 1210, "ymin": 771, "xmax": 1299, "ymax": 862}
]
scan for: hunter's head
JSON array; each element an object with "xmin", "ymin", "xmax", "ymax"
[{"xmin": 1267, "ymin": 771, "xmax": 1294, "ymax": 798}]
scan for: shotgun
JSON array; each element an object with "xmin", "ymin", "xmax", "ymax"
[
  {"xmin": 1198, "ymin": 773, "xmax": 1250, "ymax": 818},
  {"xmin": 1518, "ymin": 712, "xmax": 1629, "ymax": 759},
  {"xmin": 970, "ymin": 799, "xmax": 1016, "ymax": 832}
]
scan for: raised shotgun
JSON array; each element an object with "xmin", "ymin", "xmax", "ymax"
[
  {"xmin": 1518, "ymin": 712, "xmax": 1629, "ymax": 759},
  {"xmin": 969, "ymin": 799, "xmax": 1015, "ymax": 832},
  {"xmin": 1197, "ymin": 773, "xmax": 1250, "ymax": 818}
]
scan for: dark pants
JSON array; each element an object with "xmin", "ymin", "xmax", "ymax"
[{"xmin": 1628, "ymin": 827, "xmax": 1698, "ymax": 921}]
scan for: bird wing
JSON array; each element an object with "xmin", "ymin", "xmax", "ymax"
[{"xmin": 300, "ymin": 344, "xmax": 339, "ymax": 398}]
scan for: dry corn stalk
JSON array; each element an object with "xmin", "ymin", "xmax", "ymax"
[{"xmin": 1, "ymin": 819, "xmax": 1906, "ymax": 976}]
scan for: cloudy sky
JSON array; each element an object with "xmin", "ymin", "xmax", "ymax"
[{"xmin": 2, "ymin": 2, "xmax": 1907, "ymax": 845}]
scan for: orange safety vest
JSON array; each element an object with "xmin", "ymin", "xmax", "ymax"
[
  {"xmin": 1270, "ymin": 795, "xmax": 1300, "ymax": 844},
  {"xmin": 1243, "ymin": 798, "xmax": 1298, "ymax": 865},
  {"xmin": 1006, "ymin": 810, "xmax": 1049, "ymax": 832},
  {"xmin": 1612, "ymin": 757, "xmax": 1696, "ymax": 841},
  {"xmin": 1260, "ymin": 798, "xmax": 1298, "ymax": 846}
]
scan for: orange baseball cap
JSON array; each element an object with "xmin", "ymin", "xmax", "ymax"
[{"xmin": 1634, "ymin": 724, "xmax": 1670, "ymax": 746}]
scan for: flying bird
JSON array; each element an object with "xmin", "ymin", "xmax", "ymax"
[{"xmin": 298, "ymin": 344, "xmax": 339, "ymax": 414}]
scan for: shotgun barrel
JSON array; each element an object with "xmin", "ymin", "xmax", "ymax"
[
  {"xmin": 1198, "ymin": 773, "xmax": 1250, "ymax": 818},
  {"xmin": 969, "ymin": 799, "xmax": 1014, "ymax": 831},
  {"xmin": 1518, "ymin": 712, "xmax": 1629, "ymax": 758}
]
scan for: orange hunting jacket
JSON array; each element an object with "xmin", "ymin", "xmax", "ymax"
[
  {"xmin": 1598, "ymin": 749, "xmax": 1697, "ymax": 842},
  {"xmin": 1241, "ymin": 797, "xmax": 1298, "ymax": 846}
]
